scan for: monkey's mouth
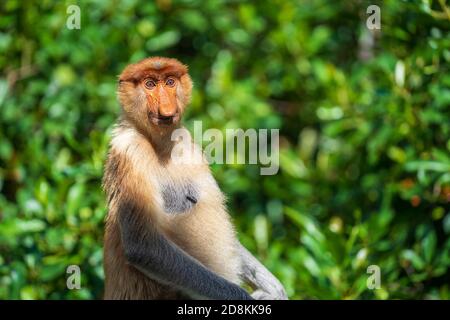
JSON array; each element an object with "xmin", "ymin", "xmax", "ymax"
[{"xmin": 148, "ymin": 113, "xmax": 179, "ymax": 126}]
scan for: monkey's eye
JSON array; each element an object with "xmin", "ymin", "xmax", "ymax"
[
  {"xmin": 165, "ymin": 77, "xmax": 175, "ymax": 87},
  {"xmin": 144, "ymin": 79, "xmax": 156, "ymax": 89}
]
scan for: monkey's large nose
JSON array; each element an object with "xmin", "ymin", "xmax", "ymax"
[
  {"xmin": 159, "ymin": 107, "xmax": 176, "ymax": 117},
  {"xmin": 158, "ymin": 86, "xmax": 177, "ymax": 117}
]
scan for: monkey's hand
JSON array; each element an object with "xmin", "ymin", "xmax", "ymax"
[
  {"xmin": 250, "ymin": 279, "xmax": 288, "ymax": 300},
  {"xmin": 251, "ymin": 289, "xmax": 282, "ymax": 300},
  {"xmin": 239, "ymin": 244, "xmax": 288, "ymax": 300}
]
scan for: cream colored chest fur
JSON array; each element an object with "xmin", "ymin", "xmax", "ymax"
[{"xmin": 110, "ymin": 126, "xmax": 242, "ymax": 284}]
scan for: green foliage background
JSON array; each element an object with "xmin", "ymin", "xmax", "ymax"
[{"xmin": 0, "ymin": 0, "xmax": 449, "ymax": 299}]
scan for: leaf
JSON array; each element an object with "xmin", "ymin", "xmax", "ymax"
[
  {"xmin": 405, "ymin": 161, "xmax": 450, "ymax": 173},
  {"xmin": 0, "ymin": 219, "xmax": 46, "ymax": 237},
  {"xmin": 145, "ymin": 30, "xmax": 180, "ymax": 51},
  {"xmin": 402, "ymin": 250, "xmax": 425, "ymax": 270},
  {"xmin": 422, "ymin": 231, "xmax": 437, "ymax": 263}
]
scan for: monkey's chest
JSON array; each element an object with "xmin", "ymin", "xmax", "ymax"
[{"xmin": 160, "ymin": 181, "xmax": 199, "ymax": 215}]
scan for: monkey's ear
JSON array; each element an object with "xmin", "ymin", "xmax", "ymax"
[
  {"xmin": 117, "ymin": 74, "xmax": 125, "ymax": 85},
  {"xmin": 180, "ymin": 74, "xmax": 193, "ymax": 106},
  {"xmin": 118, "ymin": 78, "xmax": 137, "ymax": 87},
  {"xmin": 117, "ymin": 79, "xmax": 126, "ymax": 91}
]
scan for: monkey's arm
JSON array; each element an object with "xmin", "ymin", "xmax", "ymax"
[
  {"xmin": 117, "ymin": 200, "xmax": 253, "ymax": 300},
  {"xmin": 238, "ymin": 243, "xmax": 288, "ymax": 300}
]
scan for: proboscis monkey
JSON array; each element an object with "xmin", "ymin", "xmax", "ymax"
[{"xmin": 103, "ymin": 57, "xmax": 287, "ymax": 300}]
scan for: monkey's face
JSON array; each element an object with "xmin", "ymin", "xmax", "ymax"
[
  {"xmin": 118, "ymin": 57, "xmax": 193, "ymax": 133},
  {"xmin": 141, "ymin": 76, "xmax": 182, "ymax": 126}
]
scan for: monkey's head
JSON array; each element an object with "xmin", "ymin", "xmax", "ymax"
[{"xmin": 117, "ymin": 57, "xmax": 193, "ymax": 134}]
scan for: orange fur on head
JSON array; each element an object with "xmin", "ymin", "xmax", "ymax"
[
  {"xmin": 117, "ymin": 57, "xmax": 193, "ymax": 134},
  {"xmin": 119, "ymin": 57, "xmax": 188, "ymax": 82}
]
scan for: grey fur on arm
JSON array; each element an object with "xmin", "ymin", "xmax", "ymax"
[{"xmin": 118, "ymin": 200, "xmax": 253, "ymax": 300}]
